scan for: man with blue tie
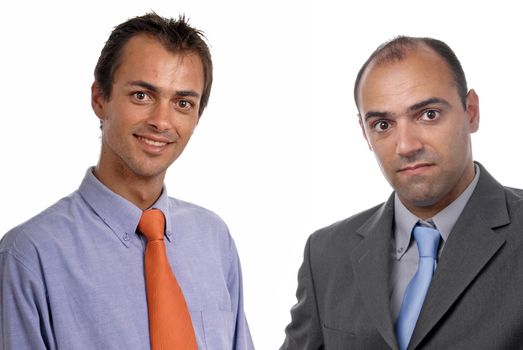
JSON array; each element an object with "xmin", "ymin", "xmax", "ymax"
[{"xmin": 281, "ymin": 36, "xmax": 523, "ymax": 349}]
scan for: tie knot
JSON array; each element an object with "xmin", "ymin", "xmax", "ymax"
[
  {"xmin": 138, "ymin": 209, "xmax": 165, "ymax": 241},
  {"xmin": 413, "ymin": 225, "xmax": 440, "ymax": 258}
]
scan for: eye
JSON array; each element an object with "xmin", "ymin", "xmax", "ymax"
[
  {"xmin": 421, "ymin": 109, "xmax": 440, "ymax": 121},
  {"xmin": 372, "ymin": 120, "xmax": 392, "ymax": 133},
  {"xmin": 132, "ymin": 91, "xmax": 151, "ymax": 102},
  {"xmin": 176, "ymin": 99, "xmax": 193, "ymax": 111}
]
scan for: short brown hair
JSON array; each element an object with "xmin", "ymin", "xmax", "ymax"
[{"xmin": 94, "ymin": 12, "xmax": 213, "ymax": 117}]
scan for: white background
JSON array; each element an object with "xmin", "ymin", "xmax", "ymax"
[{"xmin": 1, "ymin": 1, "xmax": 522, "ymax": 348}]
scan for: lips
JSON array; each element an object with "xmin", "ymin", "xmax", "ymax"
[
  {"xmin": 134, "ymin": 132, "xmax": 175, "ymax": 148},
  {"xmin": 136, "ymin": 135, "xmax": 168, "ymax": 147},
  {"xmin": 398, "ymin": 163, "xmax": 433, "ymax": 174}
]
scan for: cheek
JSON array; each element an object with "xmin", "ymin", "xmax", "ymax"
[
  {"xmin": 371, "ymin": 146, "xmax": 397, "ymax": 179},
  {"xmin": 370, "ymin": 139, "xmax": 393, "ymax": 163},
  {"xmin": 109, "ymin": 98, "xmax": 144, "ymax": 121},
  {"xmin": 177, "ymin": 118, "xmax": 198, "ymax": 137},
  {"xmin": 103, "ymin": 118, "xmax": 126, "ymax": 138},
  {"xmin": 441, "ymin": 122, "xmax": 470, "ymax": 160}
]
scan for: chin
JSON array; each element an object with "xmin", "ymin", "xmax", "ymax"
[
  {"xmin": 131, "ymin": 157, "xmax": 176, "ymax": 177},
  {"xmin": 127, "ymin": 164, "xmax": 169, "ymax": 179},
  {"xmin": 409, "ymin": 198, "xmax": 440, "ymax": 208},
  {"xmin": 398, "ymin": 187, "xmax": 442, "ymax": 208}
]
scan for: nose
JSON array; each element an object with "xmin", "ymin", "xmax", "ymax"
[
  {"xmin": 147, "ymin": 101, "xmax": 173, "ymax": 132},
  {"xmin": 395, "ymin": 121, "xmax": 423, "ymax": 158}
]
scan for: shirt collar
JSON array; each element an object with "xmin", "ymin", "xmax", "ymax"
[
  {"xmin": 78, "ymin": 167, "xmax": 173, "ymax": 247},
  {"xmin": 394, "ymin": 163, "xmax": 481, "ymax": 257},
  {"xmin": 146, "ymin": 184, "xmax": 174, "ymax": 242}
]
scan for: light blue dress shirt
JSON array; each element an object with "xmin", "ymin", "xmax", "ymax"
[{"xmin": 0, "ymin": 168, "xmax": 254, "ymax": 350}]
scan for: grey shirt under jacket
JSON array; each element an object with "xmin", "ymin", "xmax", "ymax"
[{"xmin": 390, "ymin": 164, "xmax": 480, "ymax": 320}]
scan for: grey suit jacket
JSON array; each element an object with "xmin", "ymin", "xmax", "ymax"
[{"xmin": 281, "ymin": 164, "xmax": 523, "ymax": 349}]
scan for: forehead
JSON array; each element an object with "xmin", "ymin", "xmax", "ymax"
[
  {"xmin": 113, "ymin": 34, "xmax": 204, "ymax": 90},
  {"xmin": 358, "ymin": 47, "xmax": 458, "ymax": 113}
]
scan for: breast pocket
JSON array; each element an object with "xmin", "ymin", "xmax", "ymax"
[
  {"xmin": 323, "ymin": 324, "xmax": 356, "ymax": 349},
  {"xmin": 323, "ymin": 323, "xmax": 392, "ymax": 349},
  {"xmin": 201, "ymin": 310, "xmax": 234, "ymax": 350}
]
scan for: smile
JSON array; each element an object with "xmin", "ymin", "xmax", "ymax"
[{"xmin": 136, "ymin": 135, "xmax": 170, "ymax": 147}]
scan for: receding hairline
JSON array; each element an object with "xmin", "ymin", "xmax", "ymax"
[{"xmin": 355, "ymin": 42, "xmax": 454, "ymax": 109}]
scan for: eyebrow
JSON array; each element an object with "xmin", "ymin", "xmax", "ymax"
[
  {"xmin": 363, "ymin": 97, "xmax": 452, "ymax": 121},
  {"xmin": 408, "ymin": 97, "xmax": 451, "ymax": 112},
  {"xmin": 175, "ymin": 90, "xmax": 201, "ymax": 98},
  {"xmin": 363, "ymin": 110, "xmax": 390, "ymax": 121},
  {"xmin": 128, "ymin": 80, "xmax": 158, "ymax": 93},
  {"xmin": 126, "ymin": 80, "xmax": 201, "ymax": 98}
]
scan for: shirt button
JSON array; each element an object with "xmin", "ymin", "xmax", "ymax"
[
  {"xmin": 123, "ymin": 233, "xmax": 130, "ymax": 241},
  {"xmin": 398, "ymin": 247, "xmax": 404, "ymax": 253},
  {"xmin": 166, "ymin": 231, "xmax": 172, "ymax": 237}
]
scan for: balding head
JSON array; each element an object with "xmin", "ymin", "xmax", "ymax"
[{"xmin": 354, "ymin": 36, "xmax": 468, "ymax": 112}]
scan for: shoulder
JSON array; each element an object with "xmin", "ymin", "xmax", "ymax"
[
  {"xmin": 0, "ymin": 192, "xmax": 80, "ymax": 261},
  {"xmin": 476, "ymin": 163, "xmax": 523, "ymax": 208},
  {"xmin": 504, "ymin": 186, "xmax": 523, "ymax": 201},
  {"xmin": 168, "ymin": 197, "xmax": 228, "ymax": 230},
  {"xmin": 309, "ymin": 202, "xmax": 386, "ymax": 250},
  {"xmin": 166, "ymin": 196, "xmax": 235, "ymax": 248},
  {"xmin": 476, "ymin": 163, "xmax": 523, "ymax": 217},
  {"xmin": 503, "ymin": 186, "xmax": 523, "ymax": 218},
  {"xmin": 165, "ymin": 197, "xmax": 242, "ymax": 274},
  {"xmin": 0, "ymin": 192, "xmax": 82, "ymax": 283}
]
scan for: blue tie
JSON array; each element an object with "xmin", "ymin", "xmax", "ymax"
[{"xmin": 395, "ymin": 225, "xmax": 440, "ymax": 350}]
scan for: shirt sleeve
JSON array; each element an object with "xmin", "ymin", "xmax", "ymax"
[
  {"xmin": 0, "ymin": 241, "xmax": 56, "ymax": 350},
  {"xmin": 227, "ymin": 238, "xmax": 255, "ymax": 350},
  {"xmin": 280, "ymin": 235, "xmax": 323, "ymax": 350}
]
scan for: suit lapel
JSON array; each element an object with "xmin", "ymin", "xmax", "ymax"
[
  {"xmin": 409, "ymin": 164, "xmax": 509, "ymax": 349},
  {"xmin": 351, "ymin": 194, "xmax": 399, "ymax": 350}
]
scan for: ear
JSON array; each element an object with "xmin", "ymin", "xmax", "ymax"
[
  {"xmin": 91, "ymin": 82, "xmax": 106, "ymax": 120},
  {"xmin": 465, "ymin": 89, "xmax": 480, "ymax": 133},
  {"xmin": 358, "ymin": 114, "xmax": 373, "ymax": 151}
]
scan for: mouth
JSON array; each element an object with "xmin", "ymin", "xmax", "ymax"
[
  {"xmin": 136, "ymin": 135, "xmax": 168, "ymax": 147},
  {"xmin": 134, "ymin": 134, "xmax": 175, "ymax": 151},
  {"xmin": 398, "ymin": 162, "xmax": 434, "ymax": 174}
]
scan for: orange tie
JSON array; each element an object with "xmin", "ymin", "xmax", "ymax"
[{"xmin": 138, "ymin": 209, "xmax": 197, "ymax": 350}]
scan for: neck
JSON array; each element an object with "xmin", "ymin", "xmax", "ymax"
[
  {"xmin": 93, "ymin": 163, "xmax": 165, "ymax": 211},
  {"xmin": 407, "ymin": 204, "xmax": 445, "ymax": 221}
]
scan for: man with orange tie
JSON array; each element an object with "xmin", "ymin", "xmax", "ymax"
[{"xmin": 0, "ymin": 13, "xmax": 254, "ymax": 350}]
